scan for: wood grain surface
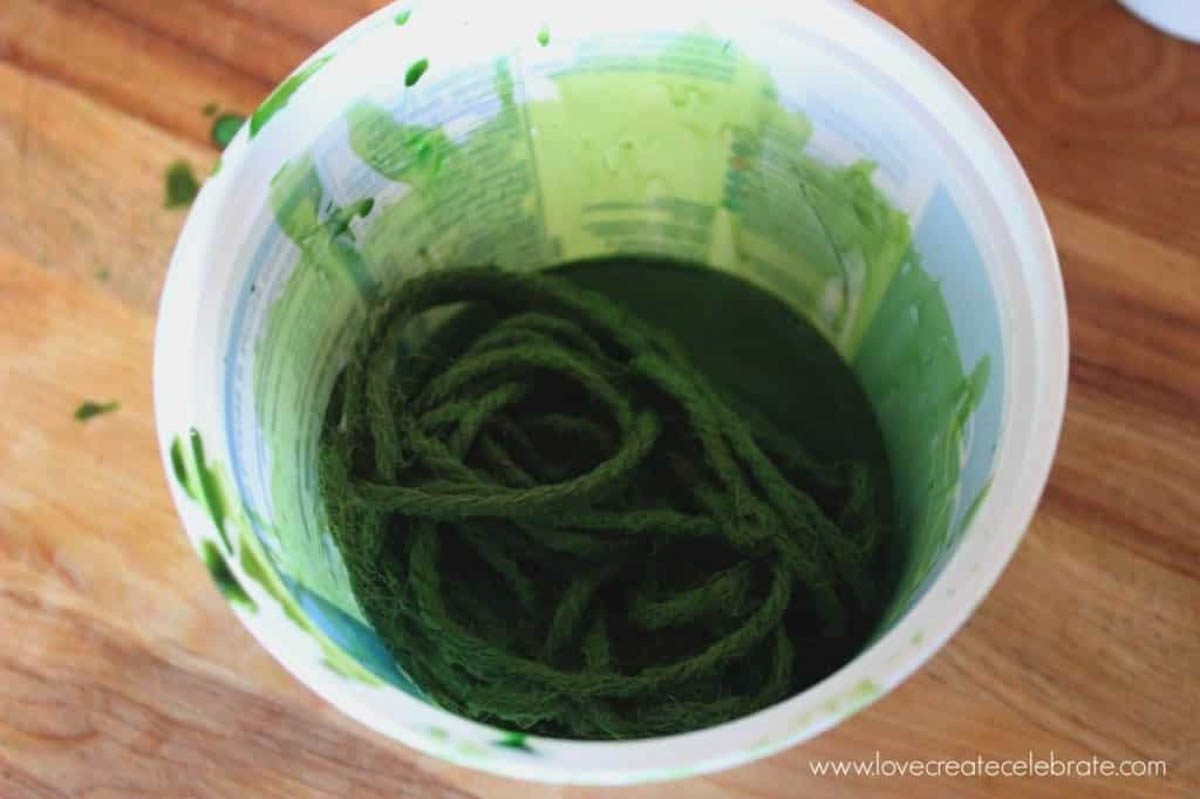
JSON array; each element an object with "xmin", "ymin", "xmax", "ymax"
[{"xmin": 1, "ymin": 1, "xmax": 1197, "ymax": 796}]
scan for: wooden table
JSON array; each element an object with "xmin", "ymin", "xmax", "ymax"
[{"xmin": 1, "ymin": 1, "xmax": 1196, "ymax": 796}]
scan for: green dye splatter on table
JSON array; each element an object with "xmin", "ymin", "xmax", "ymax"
[
  {"xmin": 404, "ymin": 58, "xmax": 429, "ymax": 87},
  {"xmin": 164, "ymin": 161, "xmax": 200, "ymax": 209},
  {"xmin": 74, "ymin": 400, "xmax": 119, "ymax": 421},
  {"xmin": 536, "ymin": 27, "xmax": 550, "ymax": 47},
  {"xmin": 394, "ymin": 8, "xmax": 412, "ymax": 26},
  {"xmin": 211, "ymin": 113, "xmax": 245, "ymax": 150}
]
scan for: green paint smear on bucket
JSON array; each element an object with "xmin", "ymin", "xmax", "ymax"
[
  {"xmin": 493, "ymin": 731, "xmax": 536, "ymax": 753},
  {"xmin": 202, "ymin": 539, "xmax": 256, "ymax": 610},
  {"xmin": 269, "ymin": 158, "xmax": 380, "ymax": 299},
  {"xmin": 252, "ymin": 33, "xmax": 992, "ymax": 714},
  {"xmin": 168, "ymin": 429, "xmax": 383, "ymax": 685},
  {"xmin": 251, "ymin": 55, "xmax": 333, "ymax": 138},
  {"xmin": 404, "ymin": 58, "xmax": 429, "ymax": 87},
  {"xmin": 170, "ymin": 437, "xmax": 196, "ymax": 500},
  {"xmin": 189, "ymin": 428, "xmax": 230, "ymax": 552},
  {"xmin": 855, "ymin": 261, "xmax": 992, "ymax": 627}
]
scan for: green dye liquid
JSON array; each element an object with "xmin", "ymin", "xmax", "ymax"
[
  {"xmin": 550, "ymin": 257, "xmax": 893, "ymax": 485},
  {"xmin": 550, "ymin": 256, "xmax": 897, "ymax": 679}
]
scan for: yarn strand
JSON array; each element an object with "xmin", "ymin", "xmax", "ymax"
[{"xmin": 320, "ymin": 267, "xmax": 886, "ymax": 738}]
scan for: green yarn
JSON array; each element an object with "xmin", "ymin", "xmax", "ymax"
[{"xmin": 319, "ymin": 265, "xmax": 888, "ymax": 739}]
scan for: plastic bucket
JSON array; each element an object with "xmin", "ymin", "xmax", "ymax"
[
  {"xmin": 155, "ymin": 0, "xmax": 1067, "ymax": 784},
  {"xmin": 1120, "ymin": 0, "xmax": 1200, "ymax": 43}
]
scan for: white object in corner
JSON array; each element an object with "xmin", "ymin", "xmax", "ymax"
[{"xmin": 1120, "ymin": 0, "xmax": 1200, "ymax": 43}]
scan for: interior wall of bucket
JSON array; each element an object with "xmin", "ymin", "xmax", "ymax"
[{"xmin": 220, "ymin": 28, "xmax": 1005, "ymax": 684}]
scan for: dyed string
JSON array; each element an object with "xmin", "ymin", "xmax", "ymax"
[{"xmin": 319, "ymin": 267, "xmax": 885, "ymax": 738}]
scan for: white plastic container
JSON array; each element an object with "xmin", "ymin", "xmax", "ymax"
[
  {"xmin": 155, "ymin": 0, "xmax": 1067, "ymax": 784},
  {"xmin": 1121, "ymin": 0, "xmax": 1200, "ymax": 43}
]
